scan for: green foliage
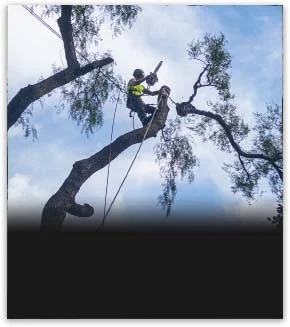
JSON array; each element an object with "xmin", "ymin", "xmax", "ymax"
[
  {"xmin": 71, "ymin": 5, "xmax": 141, "ymax": 59},
  {"xmin": 253, "ymin": 103, "xmax": 282, "ymax": 160},
  {"xmin": 57, "ymin": 54, "xmax": 125, "ymax": 135},
  {"xmin": 99, "ymin": 5, "xmax": 142, "ymax": 36},
  {"xmin": 223, "ymin": 159, "xmax": 262, "ymax": 200},
  {"xmin": 72, "ymin": 5, "xmax": 102, "ymax": 59},
  {"xmin": 223, "ymin": 104, "xmax": 282, "ymax": 202},
  {"xmin": 14, "ymin": 104, "xmax": 38, "ymax": 142},
  {"xmin": 188, "ymin": 33, "xmax": 233, "ymax": 101},
  {"xmin": 35, "ymin": 5, "xmax": 142, "ymax": 60},
  {"xmin": 154, "ymin": 118, "xmax": 198, "ymax": 215},
  {"xmin": 186, "ymin": 101, "xmax": 249, "ymax": 152},
  {"xmin": 267, "ymin": 204, "xmax": 282, "ymax": 230},
  {"xmin": 186, "ymin": 33, "xmax": 282, "ymax": 205},
  {"xmin": 38, "ymin": 5, "xmax": 61, "ymax": 17}
]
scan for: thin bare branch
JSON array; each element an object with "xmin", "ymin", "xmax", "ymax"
[{"xmin": 186, "ymin": 64, "xmax": 210, "ymax": 104}]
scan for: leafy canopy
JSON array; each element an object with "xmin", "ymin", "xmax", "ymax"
[
  {"xmin": 224, "ymin": 103, "xmax": 282, "ymax": 201},
  {"xmin": 22, "ymin": 5, "xmax": 142, "ymax": 136},
  {"xmin": 188, "ymin": 33, "xmax": 233, "ymax": 101}
]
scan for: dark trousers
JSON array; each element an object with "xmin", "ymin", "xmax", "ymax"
[{"xmin": 127, "ymin": 94, "xmax": 155, "ymax": 125}]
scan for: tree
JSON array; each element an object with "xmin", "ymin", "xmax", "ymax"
[
  {"xmin": 37, "ymin": 27, "xmax": 282, "ymax": 230},
  {"xmin": 8, "ymin": 6, "xmax": 282, "ymax": 231}
]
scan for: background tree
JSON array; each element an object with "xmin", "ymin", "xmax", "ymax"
[{"xmin": 38, "ymin": 31, "xmax": 282, "ymax": 230}]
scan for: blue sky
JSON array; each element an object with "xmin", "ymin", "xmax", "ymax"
[{"xmin": 7, "ymin": 4, "xmax": 283, "ymax": 230}]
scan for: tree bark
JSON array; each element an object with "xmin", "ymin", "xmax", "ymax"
[
  {"xmin": 7, "ymin": 58, "xmax": 113, "ymax": 130},
  {"xmin": 57, "ymin": 5, "xmax": 79, "ymax": 68},
  {"xmin": 41, "ymin": 87, "xmax": 170, "ymax": 231}
]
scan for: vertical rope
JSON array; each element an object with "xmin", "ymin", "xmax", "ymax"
[{"xmin": 103, "ymin": 89, "xmax": 121, "ymax": 217}]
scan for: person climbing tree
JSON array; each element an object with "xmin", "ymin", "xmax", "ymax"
[{"xmin": 127, "ymin": 68, "xmax": 160, "ymax": 126}]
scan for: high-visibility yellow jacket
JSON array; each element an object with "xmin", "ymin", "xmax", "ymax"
[{"xmin": 127, "ymin": 80, "xmax": 145, "ymax": 96}]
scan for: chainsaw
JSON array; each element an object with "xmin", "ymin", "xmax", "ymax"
[{"xmin": 146, "ymin": 61, "xmax": 163, "ymax": 87}]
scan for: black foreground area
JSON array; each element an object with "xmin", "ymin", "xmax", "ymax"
[{"xmin": 7, "ymin": 226, "xmax": 283, "ymax": 319}]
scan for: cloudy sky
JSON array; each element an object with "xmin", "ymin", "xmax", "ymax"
[{"xmin": 7, "ymin": 4, "xmax": 283, "ymax": 230}]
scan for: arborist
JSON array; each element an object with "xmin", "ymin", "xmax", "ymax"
[{"xmin": 126, "ymin": 68, "xmax": 161, "ymax": 126}]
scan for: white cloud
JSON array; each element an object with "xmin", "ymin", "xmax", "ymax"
[
  {"xmin": 7, "ymin": 124, "xmax": 24, "ymax": 139},
  {"xmin": 256, "ymin": 15, "xmax": 271, "ymax": 24},
  {"xmin": 8, "ymin": 173, "xmax": 48, "ymax": 226},
  {"xmin": 8, "ymin": 173, "xmax": 47, "ymax": 202}
]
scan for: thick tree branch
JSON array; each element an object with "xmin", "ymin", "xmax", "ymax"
[
  {"xmin": 57, "ymin": 5, "xmax": 79, "ymax": 68},
  {"xmin": 8, "ymin": 57, "xmax": 113, "ymax": 130},
  {"xmin": 176, "ymin": 102, "xmax": 283, "ymax": 181},
  {"xmin": 41, "ymin": 87, "xmax": 171, "ymax": 231}
]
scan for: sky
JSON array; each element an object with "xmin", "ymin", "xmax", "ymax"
[{"xmin": 6, "ymin": 4, "xmax": 283, "ymax": 230}]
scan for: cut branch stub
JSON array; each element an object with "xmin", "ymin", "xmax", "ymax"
[
  {"xmin": 176, "ymin": 102, "xmax": 195, "ymax": 117},
  {"xmin": 67, "ymin": 203, "xmax": 94, "ymax": 217}
]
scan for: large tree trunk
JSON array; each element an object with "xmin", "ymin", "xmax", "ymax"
[{"xmin": 41, "ymin": 87, "xmax": 171, "ymax": 231}]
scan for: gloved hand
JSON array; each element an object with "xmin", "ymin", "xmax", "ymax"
[
  {"xmin": 150, "ymin": 72, "xmax": 158, "ymax": 82},
  {"xmin": 146, "ymin": 72, "xmax": 158, "ymax": 86}
]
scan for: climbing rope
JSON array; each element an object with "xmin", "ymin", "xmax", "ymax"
[
  {"xmin": 22, "ymin": 5, "xmax": 63, "ymax": 40},
  {"xmin": 103, "ymin": 89, "xmax": 121, "ymax": 217},
  {"xmin": 168, "ymin": 95, "xmax": 177, "ymax": 105},
  {"xmin": 98, "ymin": 93, "xmax": 167, "ymax": 230},
  {"xmin": 132, "ymin": 112, "xmax": 135, "ymax": 130}
]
